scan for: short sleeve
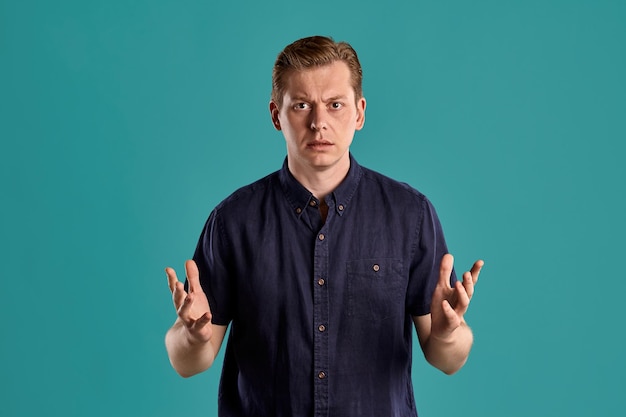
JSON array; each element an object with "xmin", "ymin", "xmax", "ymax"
[
  {"xmin": 406, "ymin": 197, "xmax": 456, "ymax": 316},
  {"xmin": 191, "ymin": 209, "xmax": 234, "ymax": 326}
]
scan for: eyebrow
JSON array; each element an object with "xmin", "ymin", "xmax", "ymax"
[
  {"xmin": 289, "ymin": 94, "xmax": 349, "ymax": 102},
  {"xmin": 324, "ymin": 95, "xmax": 348, "ymax": 102}
]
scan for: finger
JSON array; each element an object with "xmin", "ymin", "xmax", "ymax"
[
  {"xmin": 165, "ymin": 267, "xmax": 179, "ymax": 293},
  {"xmin": 441, "ymin": 300, "xmax": 461, "ymax": 327},
  {"xmin": 172, "ymin": 281, "xmax": 187, "ymax": 310},
  {"xmin": 453, "ymin": 281, "xmax": 470, "ymax": 316},
  {"xmin": 177, "ymin": 293, "xmax": 195, "ymax": 324},
  {"xmin": 438, "ymin": 253, "xmax": 454, "ymax": 287},
  {"xmin": 185, "ymin": 259, "xmax": 202, "ymax": 293},
  {"xmin": 192, "ymin": 311, "xmax": 213, "ymax": 330},
  {"xmin": 462, "ymin": 270, "xmax": 475, "ymax": 299},
  {"xmin": 189, "ymin": 312, "xmax": 213, "ymax": 343},
  {"xmin": 470, "ymin": 260, "xmax": 484, "ymax": 285}
]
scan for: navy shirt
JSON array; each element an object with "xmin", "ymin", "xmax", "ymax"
[{"xmin": 193, "ymin": 155, "xmax": 454, "ymax": 417}]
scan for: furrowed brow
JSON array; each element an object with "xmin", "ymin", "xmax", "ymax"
[{"xmin": 324, "ymin": 95, "xmax": 348, "ymax": 103}]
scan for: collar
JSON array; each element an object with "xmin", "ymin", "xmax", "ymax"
[{"xmin": 279, "ymin": 153, "xmax": 363, "ymax": 219}]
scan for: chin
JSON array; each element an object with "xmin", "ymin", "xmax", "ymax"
[{"xmin": 308, "ymin": 155, "xmax": 344, "ymax": 169}]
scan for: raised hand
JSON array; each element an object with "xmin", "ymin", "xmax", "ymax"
[
  {"xmin": 166, "ymin": 260, "xmax": 213, "ymax": 345},
  {"xmin": 430, "ymin": 254, "xmax": 483, "ymax": 341}
]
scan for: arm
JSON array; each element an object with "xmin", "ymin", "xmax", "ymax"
[
  {"xmin": 413, "ymin": 254, "xmax": 483, "ymax": 375},
  {"xmin": 165, "ymin": 260, "xmax": 228, "ymax": 378}
]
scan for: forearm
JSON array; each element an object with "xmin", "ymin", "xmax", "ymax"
[
  {"xmin": 423, "ymin": 322, "xmax": 474, "ymax": 375},
  {"xmin": 165, "ymin": 320, "xmax": 217, "ymax": 378}
]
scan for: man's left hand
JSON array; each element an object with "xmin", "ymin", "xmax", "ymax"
[{"xmin": 430, "ymin": 254, "xmax": 483, "ymax": 341}]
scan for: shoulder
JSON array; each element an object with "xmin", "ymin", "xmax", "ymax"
[
  {"xmin": 213, "ymin": 170, "xmax": 280, "ymax": 215},
  {"xmin": 359, "ymin": 165, "xmax": 428, "ymax": 205}
]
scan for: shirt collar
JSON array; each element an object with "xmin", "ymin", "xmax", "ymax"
[{"xmin": 279, "ymin": 153, "xmax": 363, "ymax": 218}]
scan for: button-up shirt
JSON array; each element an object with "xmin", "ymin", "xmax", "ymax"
[{"xmin": 193, "ymin": 154, "xmax": 454, "ymax": 417}]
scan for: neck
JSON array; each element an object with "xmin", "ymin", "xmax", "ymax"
[{"xmin": 287, "ymin": 155, "xmax": 350, "ymax": 201}]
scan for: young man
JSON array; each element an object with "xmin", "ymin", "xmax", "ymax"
[{"xmin": 166, "ymin": 36, "xmax": 483, "ymax": 417}]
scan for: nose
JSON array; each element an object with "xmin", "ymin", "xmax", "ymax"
[{"xmin": 310, "ymin": 107, "xmax": 328, "ymax": 131}]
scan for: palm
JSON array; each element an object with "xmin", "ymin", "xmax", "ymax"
[
  {"xmin": 430, "ymin": 254, "xmax": 482, "ymax": 339},
  {"xmin": 185, "ymin": 286, "xmax": 210, "ymax": 319}
]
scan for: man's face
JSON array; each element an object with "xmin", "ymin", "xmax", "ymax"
[{"xmin": 270, "ymin": 61, "xmax": 366, "ymax": 177}]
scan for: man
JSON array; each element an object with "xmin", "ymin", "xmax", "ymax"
[{"xmin": 165, "ymin": 35, "xmax": 483, "ymax": 417}]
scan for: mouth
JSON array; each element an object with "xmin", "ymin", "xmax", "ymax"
[{"xmin": 306, "ymin": 140, "xmax": 333, "ymax": 151}]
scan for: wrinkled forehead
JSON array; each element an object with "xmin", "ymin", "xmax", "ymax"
[{"xmin": 281, "ymin": 62, "xmax": 357, "ymax": 100}]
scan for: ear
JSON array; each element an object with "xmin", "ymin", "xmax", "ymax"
[
  {"xmin": 269, "ymin": 101, "xmax": 281, "ymax": 131},
  {"xmin": 355, "ymin": 97, "xmax": 366, "ymax": 131}
]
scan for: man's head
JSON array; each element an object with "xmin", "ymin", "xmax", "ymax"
[
  {"xmin": 271, "ymin": 36, "xmax": 363, "ymax": 109},
  {"xmin": 269, "ymin": 36, "xmax": 366, "ymax": 178}
]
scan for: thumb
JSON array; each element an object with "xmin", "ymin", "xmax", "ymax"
[{"xmin": 441, "ymin": 300, "xmax": 461, "ymax": 327}]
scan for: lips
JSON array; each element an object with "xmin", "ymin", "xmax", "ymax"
[{"xmin": 306, "ymin": 140, "xmax": 333, "ymax": 149}]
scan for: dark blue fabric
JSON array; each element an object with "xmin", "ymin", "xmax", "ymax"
[{"xmin": 192, "ymin": 154, "xmax": 455, "ymax": 417}]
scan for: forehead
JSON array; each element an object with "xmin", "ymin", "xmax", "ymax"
[{"xmin": 282, "ymin": 61, "xmax": 354, "ymax": 98}]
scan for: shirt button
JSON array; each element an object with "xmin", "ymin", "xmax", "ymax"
[
  {"xmin": 309, "ymin": 200, "xmax": 317, "ymax": 207},
  {"xmin": 295, "ymin": 207, "xmax": 302, "ymax": 214},
  {"xmin": 318, "ymin": 233, "xmax": 325, "ymax": 241},
  {"xmin": 373, "ymin": 264, "xmax": 380, "ymax": 272},
  {"xmin": 318, "ymin": 324, "xmax": 326, "ymax": 332},
  {"xmin": 317, "ymin": 278, "xmax": 325, "ymax": 286},
  {"xmin": 318, "ymin": 371, "xmax": 327, "ymax": 379},
  {"xmin": 338, "ymin": 204, "xmax": 344, "ymax": 211}
]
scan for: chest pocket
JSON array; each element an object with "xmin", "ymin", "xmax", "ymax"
[{"xmin": 346, "ymin": 258, "xmax": 406, "ymax": 322}]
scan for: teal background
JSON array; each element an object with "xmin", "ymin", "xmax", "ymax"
[{"xmin": 2, "ymin": 0, "xmax": 625, "ymax": 416}]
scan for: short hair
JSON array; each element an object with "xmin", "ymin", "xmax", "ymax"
[{"xmin": 271, "ymin": 36, "xmax": 363, "ymax": 108}]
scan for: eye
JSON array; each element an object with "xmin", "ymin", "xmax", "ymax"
[
  {"xmin": 330, "ymin": 102, "xmax": 343, "ymax": 110},
  {"xmin": 293, "ymin": 102, "xmax": 310, "ymax": 110}
]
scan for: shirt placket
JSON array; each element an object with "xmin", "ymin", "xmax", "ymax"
[{"xmin": 312, "ymin": 201, "xmax": 330, "ymax": 417}]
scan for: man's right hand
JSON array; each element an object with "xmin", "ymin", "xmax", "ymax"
[{"xmin": 166, "ymin": 260, "xmax": 213, "ymax": 345}]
